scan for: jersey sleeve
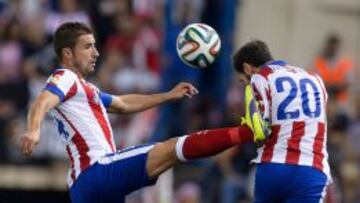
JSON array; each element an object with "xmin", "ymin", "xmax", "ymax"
[
  {"xmin": 99, "ymin": 92, "xmax": 113, "ymax": 108},
  {"xmin": 251, "ymin": 74, "xmax": 271, "ymax": 122},
  {"xmin": 43, "ymin": 69, "xmax": 77, "ymax": 102}
]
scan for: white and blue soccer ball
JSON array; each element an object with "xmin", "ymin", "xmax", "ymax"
[{"xmin": 176, "ymin": 23, "xmax": 221, "ymax": 68}]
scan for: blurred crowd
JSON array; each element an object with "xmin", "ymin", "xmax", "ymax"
[
  {"xmin": 314, "ymin": 34, "xmax": 360, "ymax": 203},
  {"xmin": 0, "ymin": 0, "xmax": 359, "ymax": 203}
]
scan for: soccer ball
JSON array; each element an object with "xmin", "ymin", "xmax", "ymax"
[{"xmin": 176, "ymin": 23, "xmax": 221, "ymax": 68}]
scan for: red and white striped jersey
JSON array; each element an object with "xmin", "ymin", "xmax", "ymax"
[
  {"xmin": 251, "ymin": 60, "xmax": 330, "ymax": 178},
  {"xmin": 44, "ymin": 68, "xmax": 116, "ymax": 187}
]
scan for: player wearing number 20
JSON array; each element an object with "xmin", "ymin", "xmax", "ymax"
[{"xmin": 233, "ymin": 40, "xmax": 331, "ymax": 203}]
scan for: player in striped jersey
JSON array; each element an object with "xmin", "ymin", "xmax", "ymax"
[
  {"xmin": 19, "ymin": 22, "xmax": 263, "ymax": 203},
  {"xmin": 233, "ymin": 40, "xmax": 331, "ymax": 203}
]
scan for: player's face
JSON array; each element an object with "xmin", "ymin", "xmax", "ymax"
[
  {"xmin": 72, "ymin": 34, "xmax": 99, "ymax": 76},
  {"xmin": 237, "ymin": 63, "xmax": 261, "ymax": 84},
  {"xmin": 236, "ymin": 72, "xmax": 250, "ymax": 84}
]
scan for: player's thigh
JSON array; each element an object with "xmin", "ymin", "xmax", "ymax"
[
  {"xmin": 253, "ymin": 163, "xmax": 292, "ymax": 203},
  {"xmin": 146, "ymin": 137, "xmax": 178, "ymax": 178},
  {"xmin": 71, "ymin": 193, "xmax": 124, "ymax": 203},
  {"xmin": 286, "ymin": 166, "xmax": 328, "ymax": 203},
  {"xmin": 70, "ymin": 164, "xmax": 124, "ymax": 203},
  {"xmin": 285, "ymin": 185, "xmax": 327, "ymax": 203},
  {"xmin": 97, "ymin": 144, "xmax": 158, "ymax": 195},
  {"xmin": 285, "ymin": 197, "xmax": 325, "ymax": 203}
]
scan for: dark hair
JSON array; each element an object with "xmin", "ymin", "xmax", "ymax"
[
  {"xmin": 54, "ymin": 22, "xmax": 93, "ymax": 60},
  {"xmin": 232, "ymin": 40, "xmax": 273, "ymax": 73}
]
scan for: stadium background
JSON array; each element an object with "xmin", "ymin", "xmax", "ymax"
[{"xmin": 0, "ymin": 0, "xmax": 359, "ymax": 202}]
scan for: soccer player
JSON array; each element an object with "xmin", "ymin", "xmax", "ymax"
[
  {"xmin": 19, "ymin": 22, "xmax": 262, "ymax": 203},
  {"xmin": 233, "ymin": 40, "xmax": 331, "ymax": 203}
]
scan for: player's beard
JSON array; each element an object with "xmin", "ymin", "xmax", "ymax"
[{"xmin": 73, "ymin": 61, "xmax": 94, "ymax": 78}]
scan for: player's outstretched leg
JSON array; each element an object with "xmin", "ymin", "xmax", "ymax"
[{"xmin": 146, "ymin": 125, "xmax": 253, "ymax": 178}]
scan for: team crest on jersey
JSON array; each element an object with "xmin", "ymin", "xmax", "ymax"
[
  {"xmin": 47, "ymin": 70, "xmax": 65, "ymax": 85},
  {"xmin": 48, "ymin": 74, "xmax": 61, "ymax": 85}
]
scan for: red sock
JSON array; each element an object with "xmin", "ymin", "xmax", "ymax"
[{"xmin": 175, "ymin": 125, "xmax": 253, "ymax": 161}]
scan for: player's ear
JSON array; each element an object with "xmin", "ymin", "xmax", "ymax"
[
  {"xmin": 62, "ymin": 48, "xmax": 73, "ymax": 59},
  {"xmin": 243, "ymin": 62, "xmax": 253, "ymax": 76}
]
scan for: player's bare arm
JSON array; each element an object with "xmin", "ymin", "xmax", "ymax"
[
  {"xmin": 20, "ymin": 91, "xmax": 60, "ymax": 156},
  {"xmin": 107, "ymin": 82, "xmax": 199, "ymax": 114}
]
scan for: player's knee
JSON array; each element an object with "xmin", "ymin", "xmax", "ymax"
[
  {"xmin": 146, "ymin": 137, "xmax": 179, "ymax": 178},
  {"xmin": 167, "ymin": 137, "xmax": 179, "ymax": 148},
  {"xmin": 158, "ymin": 137, "xmax": 179, "ymax": 161}
]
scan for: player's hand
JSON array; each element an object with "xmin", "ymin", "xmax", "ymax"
[
  {"xmin": 168, "ymin": 82, "xmax": 199, "ymax": 100},
  {"xmin": 20, "ymin": 131, "xmax": 40, "ymax": 156}
]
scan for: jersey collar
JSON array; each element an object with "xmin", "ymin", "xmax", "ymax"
[{"xmin": 263, "ymin": 60, "xmax": 287, "ymax": 66}]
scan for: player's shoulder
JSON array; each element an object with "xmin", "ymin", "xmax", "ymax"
[
  {"xmin": 251, "ymin": 66, "xmax": 276, "ymax": 86},
  {"xmin": 257, "ymin": 66, "xmax": 274, "ymax": 80},
  {"xmin": 47, "ymin": 68, "xmax": 78, "ymax": 86},
  {"xmin": 305, "ymin": 69, "xmax": 326, "ymax": 86},
  {"xmin": 52, "ymin": 68, "xmax": 77, "ymax": 78},
  {"xmin": 291, "ymin": 65, "xmax": 324, "ymax": 82},
  {"xmin": 255, "ymin": 60, "xmax": 289, "ymax": 80}
]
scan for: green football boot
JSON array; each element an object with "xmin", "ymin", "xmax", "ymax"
[{"xmin": 241, "ymin": 85, "xmax": 271, "ymax": 143}]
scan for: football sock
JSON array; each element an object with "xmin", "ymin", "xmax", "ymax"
[{"xmin": 175, "ymin": 125, "xmax": 253, "ymax": 161}]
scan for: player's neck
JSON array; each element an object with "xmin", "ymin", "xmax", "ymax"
[{"xmin": 60, "ymin": 63, "xmax": 86, "ymax": 79}]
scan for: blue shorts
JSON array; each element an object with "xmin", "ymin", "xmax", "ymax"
[
  {"xmin": 254, "ymin": 163, "xmax": 328, "ymax": 203},
  {"xmin": 70, "ymin": 144, "xmax": 157, "ymax": 203}
]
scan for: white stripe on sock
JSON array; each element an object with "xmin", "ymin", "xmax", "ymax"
[{"xmin": 175, "ymin": 135, "xmax": 188, "ymax": 161}]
